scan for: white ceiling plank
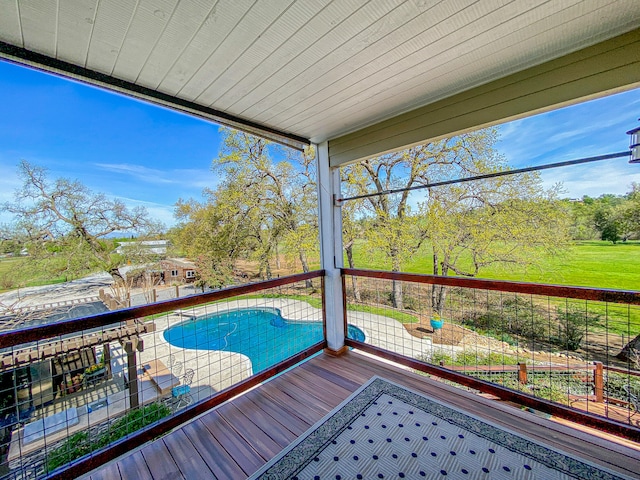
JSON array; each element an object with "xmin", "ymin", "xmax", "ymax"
[
  {"xmin": 234, "ymin": 0, "xmax": 409, "ymax": 119},
  {"xmin": 328, "ymin": 29, "xmax": 640, "ymax": 164},
  {"xmin": 251, "ymin": 0, "xmax": 476, "ymax": 122},
  {"xmin": 136, "ymin": 0, "xmax": 216, "ymax": 89},
  {"xmin": 111, "ymin": 0, "xmax": 179, "ymax": 82},
  {"xmin": 0, "ymin": 0, "xmax": 23, "ymax": 47},
  {"xmin": 196, "ymin": 0, "xmax": 333, "ymax": 109},
  {"xmin": 19, "ymin": 0, "xmax": 57, "ymax": 56},
  {"xmin": 157, "ymin": 0, "xmax": 255, "ymax": 97},
  {"xmin": 211, "ymin": 0, "xmax": 364, "ymax": 112},
  {"xmin": 86, "ymin": 0, "xmax": 138, "ymax": 74},
  {"xmin": 277, "ymin": 0, "xmax": 583, "ymax": 134},
  {"xmin": 295, "ymin": 1, "xmax": 635, "ymax": 140},
  {"xmin": 176, "ymin": 0, "xmax": 298, "ymax": 102},
  {"xmin": 1, "ymin": 0, "xmax": 639, "ymax": 147},
  {"xmin": 286, "ymin": 0, "xmax": 563, "ymax": 135},
  {"xmin": 56, "ymin": 0, "xmax": 98, "ymax": 67},
  {"xmin": 267, "ymin": 0, "xmax": 530, "ymax": 129}
]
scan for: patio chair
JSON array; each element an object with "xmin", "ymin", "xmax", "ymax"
[
  {"xmin": 168, "ymin": 354, "xmax": 183, "ymax": 376},
  {"xmin": 622, "ymin": 384, "xmax": 639, "ymax": 416},
  {"xmin": 171, "ymin": 368, "xmax": 194, "ymax": 409},
  {"xmin": 172, "ymin": 361, "xmax": 183, "ymax": 377}
]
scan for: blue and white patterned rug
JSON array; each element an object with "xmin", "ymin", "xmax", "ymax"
[{"xmin": 250, "ymin": 376, "xmax": 633, "ymax": 480}]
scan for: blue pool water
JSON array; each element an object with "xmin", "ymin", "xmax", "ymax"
[{"xmin": 163, "ymin": 307, "xmax": 365, "ymax": 374}]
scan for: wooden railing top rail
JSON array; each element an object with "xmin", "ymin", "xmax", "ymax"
[
  {"xmin": 342, "ymin": 268, "xmax": 640, "ymax": 305},
  {"xmin": 0, "ymin": 270, "xmax": 324, "ymax": 350}
]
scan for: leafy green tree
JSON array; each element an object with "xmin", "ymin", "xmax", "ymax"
[
  {"xmin": 2, "ymin": 161, "xmax": 161, "ymax": 285},
  {"xmin": 172, "ymin": 129, "xmax": 318, "ymax": 284},
  {"xmin": 340, "ymin": 170, "xmax": 370, "ymax": 301},
  {"xmin": 593, "ymin": 205, "xmax": 622, "ymax": 243},
  {"xmin": 342, "ymin": 128, "xmax": 569, "ymax": 311},
  {"xmin": 619, "ymin": 182, "xmax": 640, "ymax": 240},
  {"xmin": 565, "ymin": 197, "xmax": 600, "ymax": 240},
  {"xmin": 170, "ymin": 198, "xmax": 240, "ymax": 288}
]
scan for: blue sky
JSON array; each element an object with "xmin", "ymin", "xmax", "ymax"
[
  {"xmin": 497, "ymin": 89, "xmax": 640, "ymax": 197},
  {"xmin": 1, "ymin": 59, "xmax": 639, "ymax": 228},
  {"xmin": 0, "ymin": 60, "xmax": 222, "ymax": 226}
]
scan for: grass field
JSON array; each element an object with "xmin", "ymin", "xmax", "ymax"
[
  {"xmin": 347, "ymin": 240, "xmax": 640, "ymax": 336},
  {"xmin": 0, "ymin": 256, "xmax": 67, "ymax": 293},
  {"xmin": 348, "ymin": 240, "xmax": 640, "ymax": 291}
]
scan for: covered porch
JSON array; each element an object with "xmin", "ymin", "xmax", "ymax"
[{"xmin": 1, "ymin": 1, "xmax": 640, "ymax": 479}]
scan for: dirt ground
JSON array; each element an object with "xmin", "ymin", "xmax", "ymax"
[
  {"xmin": 404, "ymin": 320, "xmax": 467, "ymax": 346},
  {"xmin": 403, "ymin": 317, "xmax": 634, "ymax": 367}
]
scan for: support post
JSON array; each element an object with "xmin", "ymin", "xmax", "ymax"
[
  {"xmin": 103, "ymin": 343, "xmax": 112, "ymax": 379},
  {"xmin": 594, "ymin": 361, "xmax": 604, "ymax": 403},
  {"xmin": 124, "ymin": 340, "xmax": 139, "ymax": 409},
  {"xmin": 316, "ymin": 142, "xmax": 346, "ymax": 353},
  {"xmin": 518, "ymin": 363, "xmax": 527, "ymax": 384}
]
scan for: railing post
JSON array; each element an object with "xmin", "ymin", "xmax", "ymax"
[
  {"xmin": 316, "ymin": 141, "xmax": 346, "ymax": 353},
  {"xmin": 518, "ymin": 363, "xmax": 527, "ymax": 384},
  {"xmin": 594, "ymin": 361, "xmax": 604, "ymax": 403}
]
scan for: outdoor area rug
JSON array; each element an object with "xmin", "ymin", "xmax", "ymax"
[{"xmin": 250, "ymin": 376, "xmax": 632, "ymax": 480}]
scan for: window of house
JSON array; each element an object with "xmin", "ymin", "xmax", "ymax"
[
  {"xmin": 170, "ymin": 270, "xmax": 179, "ymax": 277},
  {"xmin": 185, "ymin": 270, "xmax": 195, "ymax": 278}
]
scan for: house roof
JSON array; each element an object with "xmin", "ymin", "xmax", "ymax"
[
  {"xmin": 0, "ymin": 1, "xmax": 639, "ymax": 160},
  {"xmin": 161, "ymin": 258, "xmax": 196, "ymax": 269}
]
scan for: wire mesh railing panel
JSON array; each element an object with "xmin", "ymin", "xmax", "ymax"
[
  {"xmin": 344, "ymin": 271, "xmax": 640, "ymax": 429},
  {"xmin": 0, "ymin": 273, "xmax": 324, "ymax": 479}
]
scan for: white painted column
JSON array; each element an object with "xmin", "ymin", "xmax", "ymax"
[{"xmin": 316, "ymin": 141, "xmax": 345, "ymax": 351}]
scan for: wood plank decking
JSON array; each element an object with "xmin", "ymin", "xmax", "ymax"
[{"xmin": 83, "ymin": 351, "xmax": 640, "ymax": 480}]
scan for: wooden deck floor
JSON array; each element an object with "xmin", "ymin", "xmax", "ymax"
[{"xmin": 84, "ymin": 351, "xmax": 640, "ymax": 480}]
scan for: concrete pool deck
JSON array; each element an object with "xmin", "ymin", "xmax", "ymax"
[{"xmin": 139, "ymin": 297, "xmax": 434, "ymax": 405}]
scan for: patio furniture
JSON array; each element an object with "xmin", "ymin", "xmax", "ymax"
[
  {"xmin": 171, "ymin": 368, "xmax": 194, "ymax": 409},
  {"xmin": 142, "ymin": 359, "xmax": 180, "ymax": 396},
  {"xmin": 168, "ymin": 354, "xmax": 183, "ymax": 377}
]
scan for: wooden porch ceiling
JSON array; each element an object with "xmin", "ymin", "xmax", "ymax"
[
  {"xmin": 1, "ymin": 1, "xmax": 639, "ymax": 152},
  {"xmin": 83, "ymin": 351, "xmax": 640, "ymax": 480}
]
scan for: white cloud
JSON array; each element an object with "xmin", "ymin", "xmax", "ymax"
[
  {"xmin": 111, "ymin": 196, "xmax": 177, "ymax": 228},
  {"xmin": 94, "ymin": 163, "xmax": 219, "ymax": 190},
  {"xmin": 539, "ymin": 161, "xmax": 640, "ymax": 198}
]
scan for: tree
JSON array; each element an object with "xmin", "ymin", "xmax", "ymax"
[
  {"xmin": 565, "ymin": 197, "xmax": 600, "ymax": 240},
  {"xmin": 170, "ymin": 193, "xmax": 249, "ymax": 288},
  {"xmin": 619, "ymin": 183, "xmax": 640, "ymax": 240},
  {"xmin": 593, "ymin": 206, "xmax": 622, "ymax": 243},
  {"xmin": 2, "ymin": 161, "xmax": 161, "ymax": 286},
  {"xmin": 172, "ymin": 129, "xmax": 318, "ymax": 285},
  {"xmin": 213, "ymin": 130, "xmax": 318, "ymax": 277},
  {"xmin": 340, "ymin": 175, "xmax": 366, "ymax": 301},
  {"xmin": 342, "ymin": 128, "xmax": 569, "ymax": 311}
]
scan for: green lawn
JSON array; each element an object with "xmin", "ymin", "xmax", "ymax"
[
  {"xmin": 0, "ymin": 256, "xmax": 68, "ymax": 293},
  {"xmin": 347, "ymin": 240, "xmax": 640, "ymax": 291}
]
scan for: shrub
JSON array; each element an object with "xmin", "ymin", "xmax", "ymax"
[
  {"xmin": 550, "ymin": 307, "xmax": 602, "ymax": 351},
  {"xmin": 463, "ymin": 295, "xmax": 548, "ymax": 342},
  {"xmin": 46, "ymin": 432, "xmax": 92, "ymax": 472},
  {"xmin": 47, "ymin": 402, "xmax": 171, "ymax": 473}
]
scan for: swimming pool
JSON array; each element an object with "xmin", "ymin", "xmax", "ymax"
[{"xmin": 163, "ymin": 307, "xmax": 365, "ymax": 374}]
